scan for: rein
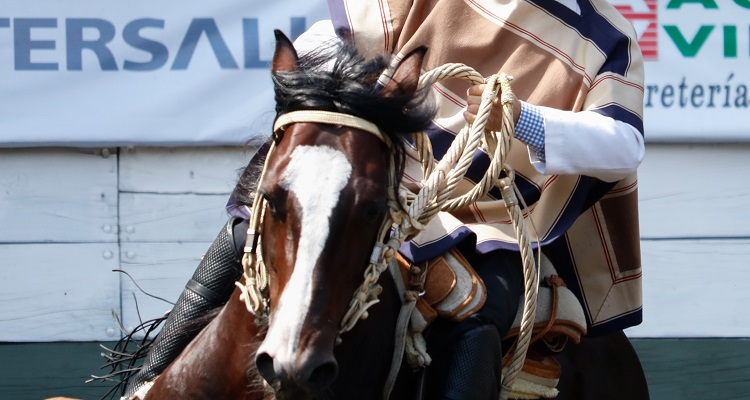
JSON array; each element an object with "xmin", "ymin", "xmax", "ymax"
[{"xmin": 237, "ymin": 64, "xmax": 540, "ymax": 400}]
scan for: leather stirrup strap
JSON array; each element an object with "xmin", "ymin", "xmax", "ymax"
[{"xmin": 185, "ymin": 279, "xmax": 226, "ymax": 305}]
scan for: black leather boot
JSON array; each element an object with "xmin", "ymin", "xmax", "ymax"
[
  {"xmin": 427, "ymin": 324, "xmax": 503, "ymax": 400},
  {"xmin": 123, "ymin": 217, "xmax": 246, "ymax": 398}
]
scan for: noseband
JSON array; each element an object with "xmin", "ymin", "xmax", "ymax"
[{"xmin": 272, "ymin": 110, "xmax": 386, "ymax": 143}]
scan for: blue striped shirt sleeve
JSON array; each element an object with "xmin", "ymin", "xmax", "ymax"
[{"xmin": 514, "ymin": 101, "xmax": 546, "ymax": 160}]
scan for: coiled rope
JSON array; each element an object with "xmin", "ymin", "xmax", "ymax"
[{"xmin": 237, "ymin": 62, "xmax": 540, "ymax": 400}]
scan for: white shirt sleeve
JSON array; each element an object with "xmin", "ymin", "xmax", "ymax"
[{"xmin": 528, "ymin": 106, "xmax": 645, "ymax": 183}]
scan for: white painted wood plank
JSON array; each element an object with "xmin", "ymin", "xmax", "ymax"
[
  {"xmin": 0, "ymin": 243, "xmax": 121, "ymax": 342},
  {"xmin": 626, "ymin": 239, "xmax": 750, "ymax": 338},
  {"xmin": 119, "ymin": 193, "xmax": 230, "ymax": 243},
  {"xmin": 117, "ymin": 144, "xmax": 750, "ymax": 239},
  {"xmin": 638, "ymin": 143, "xmax": 750, "ymax": 239},
  {"xmin": 122, "ymin": 239, "xmax": 750, "ymax": 339},
  {"xmin": 119, "ymin": 146, "xmax": 257, "ymax": 193},
  {"xmin": 121, "ymin": 239, "xmax": 750, "ymax": 339},
  {"xmin": 0, "ymin": 148, "xmax": 118, "ymax": 243},
  {"xmin": 119, "ymin": 242, "xmax": 213, "ymax": 334},
  {"xmin": 3, "ymin": 238, "xmax": 734, "ymax": 341}
]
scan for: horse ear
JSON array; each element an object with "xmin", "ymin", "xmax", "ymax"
[
  {"xmin": 272, "ymin": 29, "xmax": 299, "ymax": 72},
  {"xmin": 381, "ymin": 46, "xmax": 427, "ymax": 98},
  {"xmin": 335, "ymin": 27, "xmax": 354, "ymax": 46}
]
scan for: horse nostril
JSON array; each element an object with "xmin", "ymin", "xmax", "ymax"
[
  {"xmin": 256, "ymin": 347, "xmax": 338, "ymax": 390},
  {"xmin": 255, "ymin": 352, "xmax": 278, "ymax": 384},
  {"xmin": 307, "ymin": 360, "xmax": 338, "ymax": 389}
]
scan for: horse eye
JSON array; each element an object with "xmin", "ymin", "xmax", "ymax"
[
  {"xmin": 364, "ymin": 201, "xmax": 388, "ymax": 219},
  {"xmin": 262, "ymin": 193, "xmax": 279, "ymax": 218}
]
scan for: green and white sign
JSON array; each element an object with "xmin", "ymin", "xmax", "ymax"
[{"xmin": 614, "ymin": 0, "xmax": 749, "ymax": 140}]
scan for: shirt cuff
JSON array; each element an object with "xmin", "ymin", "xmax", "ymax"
[{"xmin": 514, "ymin": 101, "xmax": 546, "ymax": 161}]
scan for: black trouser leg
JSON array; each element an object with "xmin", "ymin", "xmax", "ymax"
[
  {"xmin": 425, "ymin": 248, "xmax": 524, "ymax": 400},
  {"xmin": 124, "ymin": 218, "xmax": 247, "ymax": 398}
]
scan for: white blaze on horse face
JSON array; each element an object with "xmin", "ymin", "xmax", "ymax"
[{"xmin": 263, "ymin": 144, "xmax": 352, "ymax": 368}]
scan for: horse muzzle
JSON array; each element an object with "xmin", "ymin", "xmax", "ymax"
[{"xmin": 255, "ymin": 335, "xmax": 339, "ymax": 394}]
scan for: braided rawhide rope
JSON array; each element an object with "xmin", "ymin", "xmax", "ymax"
[
  {"xmin": 409, "ymin": 64, "xmax": 540, "ymax": 400},
  {"xmin": 236, "ymin": 63, "xmax": 540, "ymax": 400}
]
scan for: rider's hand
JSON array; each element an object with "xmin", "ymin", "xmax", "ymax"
[{"xmin": 463, "ymin": 84, "xmax": 521, "ymax": 131}]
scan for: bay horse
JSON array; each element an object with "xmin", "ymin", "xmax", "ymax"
[
  {"xmin": 144, "ymin": 30, "xmax": 433, "ymax": 400},
  {"xmin": 139, "ymin": 31, "xmax": 649, "ymax": 400}
]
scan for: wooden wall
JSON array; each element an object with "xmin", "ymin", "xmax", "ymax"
[
  {"xmin": 631, "ymin": 143, "xmax": 750, "ymax": 338},
  {"xmin": 0, "ymin": 146, "xmax": 254, "ymax": 341},
  {"xmin": 1, "ymin": 143, "xmax": 749, "ymax": 341}
]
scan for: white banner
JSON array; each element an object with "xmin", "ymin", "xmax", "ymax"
[
  {"xmin": 0, "ymin": 0, "xmax": 747, "ymax": 145},
  {"xmin": 0, "ymin": 0, "xmax": 329, "ymax": 146}
]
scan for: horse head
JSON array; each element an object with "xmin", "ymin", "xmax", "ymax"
[{"xmin": 251, "ymin": 31, "xmax": 433, "ymax": 398}]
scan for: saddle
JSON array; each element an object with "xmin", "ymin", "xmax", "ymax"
[
  {"xmin": 394, "ymin": 250, "xmax": 486, "ymax": 333},
  {"xmin": 394, "ymin": 249, "xmax": 587, "ymax": 399}
]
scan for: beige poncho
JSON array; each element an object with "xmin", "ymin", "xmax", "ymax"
[{"xmin": 327, "ymin": 0, "xmax": 645, "ymax": 335}]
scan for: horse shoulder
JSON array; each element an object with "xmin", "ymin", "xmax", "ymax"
[{"xmin": 147, "ymin": 291, "xmax": 266, "ymax": 400}]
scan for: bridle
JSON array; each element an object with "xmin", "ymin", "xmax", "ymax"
[
  {"xmin": 235, "ymin": 108, "xmax": 423, "ymax": 399},
  {"xmin": 235, "ymin": 109, "xmax": 403, "ymax": 334}
]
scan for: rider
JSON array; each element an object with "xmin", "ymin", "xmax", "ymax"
[{"xmin": 123, "ymin": 1, "xmax": 645, "ymax": 398}]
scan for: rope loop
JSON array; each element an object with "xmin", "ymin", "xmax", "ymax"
[{"xmin": 392, "ymin": 64, "xmax": 538, "ymax": 398}]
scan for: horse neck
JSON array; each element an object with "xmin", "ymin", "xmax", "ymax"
[
  {"xmin": 328, "ymin": 270, "xmax": 405, "ymax": 399},
  {"xmin": 152, "ymin": 286, "xmax": 267, "ymax": 400},
  {"xmin": 208, "ymin": 287, "xmax": 267, "ymax": 396}
]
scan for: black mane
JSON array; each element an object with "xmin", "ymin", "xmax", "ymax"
[
  {"xmin": 273, "ymin": 39, "xmax": 435, "ymax": 135},
  {"xmin": 232, "ymin": 39, "xmax": 435, "ymax": 209}
]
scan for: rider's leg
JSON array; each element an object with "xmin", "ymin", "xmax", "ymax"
[
  {"xmin": 426, "ymin": 248, "xmax": 524, "ymax": 400},
  {"xmin": 123, "ymin": 217, "xmax": 247, "ymax": 398}
]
